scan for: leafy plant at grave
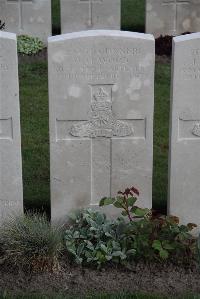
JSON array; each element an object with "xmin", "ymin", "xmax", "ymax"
[
  {"xmin": 99, "ymin": 187, "xmax": 149, "ymax": 221},
  {"xmin": 0, "ymin": 20, "xmax": 5, "ymax": 30},
  {"xmin": 65, "ymin": 186, "xmax": 197, "ymax": 268},
  {"xmin": 133, "ymin": 214, "xmax": 197, "ymax": 262},
  {"xmin": 17, "ymin": 35, "xmax": 44, "ymax": 55},
  {"xmin": 100, "ymin": 187, "xmax": 197, "ymax": 263},
  {"xmin": 0, "ymin": 213, "xmax": 63, "ymax": 272},
  {"xmin": 65, "ymin": 209, "xmax": 135, "ymax": 268}
]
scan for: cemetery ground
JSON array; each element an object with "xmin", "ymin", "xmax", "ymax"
[
  {"xmin": 1, "ymin": 51, "xmax": 197, "ymax": 299},
  {"xmin": 1, "ymin": 0, "xmax": 200, "ymax": 298}
]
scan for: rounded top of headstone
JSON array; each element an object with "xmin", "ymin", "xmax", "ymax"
[
  {"xmin": 174, "ymin": 32, "xmax": 200, "ymax": 43},
  {"xmin": 48, "ymin": 30, "xmax": 154, "ymax": 44},
  {"xmin": 0, "ymin": 31, "xmax": 16, "ymax": 40}
]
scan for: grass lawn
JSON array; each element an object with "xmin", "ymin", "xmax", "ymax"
[
  {"xmin": 19, "ymin": 63, "xmax": 50, "ymax": 213},
  {"xmin": 20, "ymin": 0, "xmax": 170, "ymax": 213}
]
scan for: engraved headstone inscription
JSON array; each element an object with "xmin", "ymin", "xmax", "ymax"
[
  {"xmin": 48, "ymin": 30, "xmax": 155, "ymax": 223},
  {"xmin": 0, "ymin": 32, "xmax": 23, "ymax": 225},
  {"xmin": 169, "ymin": 33, "xmax": 200, "ymax": 231},
  {"xmin": 146, "ymin": 0, "xmax": 200, "ymax": 37},
  {"xmin": 60, "ymin": 0, "xmax": 121, "ymax": 34},
  {"xmin": 0, "ymin": 0, "xmax": 51, "ymax": 43}
]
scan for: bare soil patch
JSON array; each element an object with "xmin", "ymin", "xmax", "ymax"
[
  {"xmin": 18, "ymin": 48, "xmax": 47, "ymax": 64},
  {"xmin": 0, "ymin": 260, "xmax": 199, "ymax": 297}
]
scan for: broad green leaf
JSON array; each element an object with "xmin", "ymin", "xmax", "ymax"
[
  {"xmin": 126, "ymin": 249, "xmax": 136, "ymax": 256},
  {"xmin": 159, "ymin": 249, "xmax": 169, "ymax": 259},
  {"xmin": 85, "ymin": 240, "xmax": 94, "ymax": 251},
  {"xmin": 114, "ymin": 201, "xmax": 123, "ymax": 208},
  {"xmin": 105, "ymin": 255, "xmax": 112, "ymax": 261},
  {"xmin": 113, "ymin": 197, "xmax": 124, "ymax": 208},
  {"xmin": 73, "ymin": 231, "xmax": 80, "ymax": 238},
  {"xmin": 162, "ymin": 241, "xmax": 174, "ymax": 250},
  {"xmin": 132, "ymin": 207, "xmax": 149, "ymax": 217},
  {"xmin": 112, "ymin": 251, "xmax": 123, "ymax": 257},
  {"xmin": 105, "ymin": 232, "xmax": 112, "ymax": 237},
  {"xmin": 99, "ymin": 197, "xmax": 114, "ymax": 207},
  {"xmin": 121, "ymin": 210, "xmax": 128, "ymax": 216},
  {"xmin": 75, "ymin": 256, "xmax": 83, "ymax": 264},
  {"xmin": 96, "ymin": 212, "xmax": 105, "ymax": 225},
  {"xmin": 152, "ymin": 240, "xmax": 162, "ymax": 251},
  {"xmin": 77, "ymin": 243, "xmax": 85, "ymax": 256},
  {"xmin": 127, "ymin": 197, "xmax": 137, "ymax": 207},
  {"xmin": 66, "ymin": 242, "xmax": 76, "ymax": 255},
  {"xmin": 100, "ymin": 244, "xmax": 108, "ymax": 252},
  {"xmin": 112, "ymin": 251, "xmax": 127, "ymax": 260}
]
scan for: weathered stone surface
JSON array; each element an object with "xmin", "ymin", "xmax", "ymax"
[
  {"xmin": 169, "ymin": 33, "xmax": 200, "ymax": 231},
  {"xmin": 48, "ymin": 30, "xmax": 155, "ymax": 223},
  {"xmin": 0, "ymin": 31, "xmax": 23, "ymax": 225},
  {"xmin": 0, "ymin": 0, "xmax": 51, "ymax": 43},
  {"xmin": 60, "ymin": 0, "xmax": 120, "ymax": 34},
  {"xmin": 146, "ymin": 0, "xmax": 200, "ymax": 37}
]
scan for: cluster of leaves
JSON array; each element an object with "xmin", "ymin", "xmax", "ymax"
[
  {"xmin": 65, "ymin": 209, "xmax": 135, "ymax": 268},
  {"xmin": 17, "ymin": 35, "xmax": 44, "ymax": 55},
  {"xmin": 100, "ymin": 187, "xmax": 197, "ymax": 263},
  {"xmin": 0, "ymin": 20, "xmax": 5, "ymax": 30},
  {"xmin": 100, "ymin": 187, "xmax": 149, "ymax": 221},
  {"xmin": 0, "ymin": 213, "xmax": 63, "ymax": 272},
  {"xmin": 65, "ymin": 187, "xmax": 197, "ymax": 268},
  {"xmin": 130, "ymin": 213, "xmax": 196, "ymax": 262}
]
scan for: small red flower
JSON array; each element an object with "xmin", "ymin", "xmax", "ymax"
[
  {"xmin": 124, "ymin": 188, "xmax": 131, "ymax": 196},
  {"xmin": 131, "ymin": 187, "xmax": 139, "ymax": 196}
]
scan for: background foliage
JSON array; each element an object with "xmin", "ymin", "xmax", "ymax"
[{"xmin": 17, "ymin": 35, "xmax": 44, "ymax": 55}]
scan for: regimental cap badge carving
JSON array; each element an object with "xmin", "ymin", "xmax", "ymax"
[
  {"xmin": 70, "ymin": 85, "xmax": 133, "ymax": 138},
  {"xmin": 93, "ymin": 87, "xmax": 110, "ymax": 102},
  {"xmin": 192, "ymin": 122, "xmax": 200, "ymax": 137}
]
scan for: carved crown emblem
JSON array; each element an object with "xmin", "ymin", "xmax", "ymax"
[
  {"xmin": 192, "ymin": 122, "xmax": 200, "ymax": 137},
  {"xmin": 93, "ymin": 88, "xmax": 109, "ymax": 102}
]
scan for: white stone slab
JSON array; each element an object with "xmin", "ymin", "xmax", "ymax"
[
  {"xmin": 48, "ymin": 30, "xmax": 155, "ymax": 223},
  {"xmin": 146, "ymin": 0, "xmax": 200, "ymax": 37},
  {"xmin": 169, "ymin": 32, "xmax": 200, "ymax": 231},
  {"xmin": 60, "ymin": 0, "xmax": 121, "ymax": 34},
  {"xmin": 0, "ymin": 31, "xmax": 23, "ymax": 225},
  {"xmin": 0, "ymin": 0, "xmax": 52, "ymax": 43}
]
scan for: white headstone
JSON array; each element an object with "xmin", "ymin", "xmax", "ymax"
[
  {"xmin": 169, "ymin": 33, "xmax": 200, "ymax": 230},
  {"xmin": 48, "ymin": 30, "xmax": 155, "ymax": 223},
  {"xmin": 146, "ymin": 0, "xmax": 200, "ymax": 37},
  {"xmin": 60, "ymin": 0, "xmax": 121, "ymax": 34},
  {"xmin": 0, "ymin": 0, "xmax": 51, "ymax": 43},
  {"xmin": 0, "ymin": 31, "xmax": 23, "ymax": 225}
]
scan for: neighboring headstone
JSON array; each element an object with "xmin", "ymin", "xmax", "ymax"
[
  {"xmin": 146, "ymin": 0, "xmax": 200, "ymax": 37},
  {"xmin": 48, "ymin": 30, "xmax": 155, "ymax": 223},
  {"xmin": 0, "ymin": 31, "xmax": 23, "ymax": 225},
  {"xmin": 169, "ymin": 33, "xmax": 200, "ymax": 231},
  {"xmin": 60, "ymin": 0, "xmax": 121, "ymax": 34},
  {"xmin": 0, "ymin": 0, "xmax": 51, "ymax": 43}
]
